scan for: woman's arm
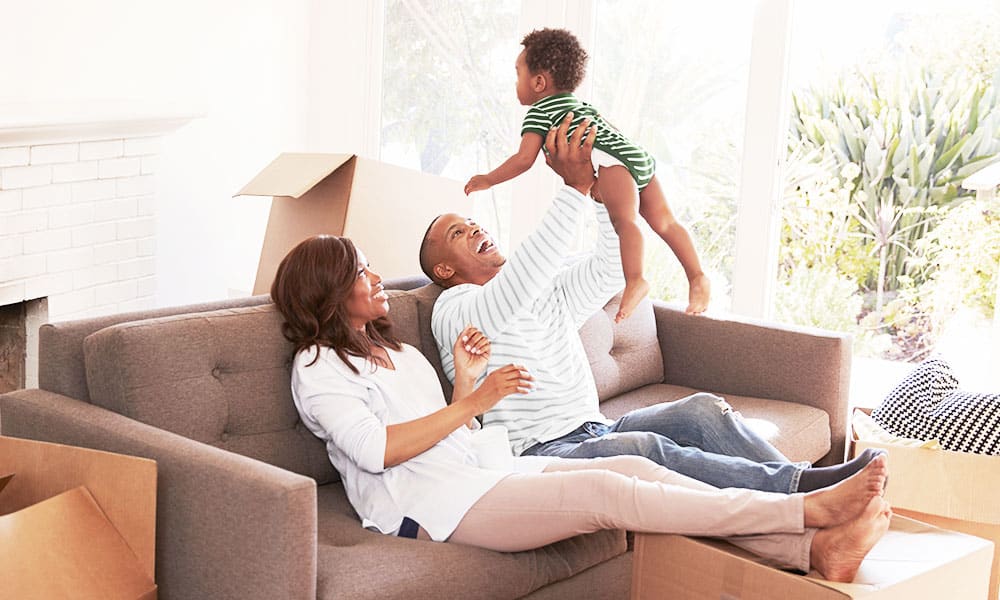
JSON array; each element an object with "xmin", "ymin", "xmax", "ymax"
[
  {"xmin": 383, "ymin": 327, "xmax": 532, "ymax": 468},
  {"xmin": 464, "ymin": 133, "xmax": 545, "ymax": 194}
]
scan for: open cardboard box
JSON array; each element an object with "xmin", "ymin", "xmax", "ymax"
[
  {"xmin": 850, "ymin": 406, "xmax": 1000, "ymax": 600},
  {"xmin": 237, "ymin": 153, "xmax": 466, "ymax": 294},
  {"xmin": 0, "ymin": 436, "xmax": 157, "ymax": 600},
  {"xmin": 631, "ymin": 514, "xmax": 994, "ymax": 599}
]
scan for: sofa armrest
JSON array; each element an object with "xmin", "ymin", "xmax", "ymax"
[
  {"xmin": 0, "ymin": 389, "xmax": 318, "ymax": 600},
  {"xmin": 652, "ymin": 301, "xmax": 852, "ymax": 466}
]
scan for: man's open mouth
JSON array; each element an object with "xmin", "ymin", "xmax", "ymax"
[{"xmin": 477, "ymin": 239, "xmax": 494, "ymax": 254}]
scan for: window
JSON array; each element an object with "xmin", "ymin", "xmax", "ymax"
[
  {"xmin": 380, "ymin": 0, "xmax": 520, "ymax": 244},
  {"xmin": 591, "ymin": 0, "xmax": 757, "ymax": 310},
  {"xmin": 778, "ymin": 0, "xmax": 1000, "ymax": 397}
]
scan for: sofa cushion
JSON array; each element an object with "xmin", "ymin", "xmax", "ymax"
[
  {"xmin": 579, "ymin": 295, "xmax": 664, "ymax": 402},
  {"xmin": 313, "ymin": 483, "xmax": 627, "ymax": 600},
  {"xmin": 83, "ymin": 303, "xmax": 338, "ymax": 484},
  {"xmin": 599, "ymin": 383, "xmax": 831, "ymax": 464}
]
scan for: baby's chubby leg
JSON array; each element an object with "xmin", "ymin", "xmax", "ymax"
[
  {"xmin": 594, "ymin": 165, "xmax": 649, "ymax": 322},
  {"xmin": 638, "ymin": 175, "xmax": 710, "ymax": 314}
]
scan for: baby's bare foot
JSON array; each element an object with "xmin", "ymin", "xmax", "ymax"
[
  {"xmin": 811, "ymin": 496, "xmax": 892, "ymax": 582},
  {"xmin": 803, "ymin": 454, "xmax": 887, "ymax": 528},
  {"xmin": 615, "ymin": 279, "xmax": 651, "ymax": 323},
  {"xmin": 686, "ymin": 274, "xmax": 711, "ymax": 314}
]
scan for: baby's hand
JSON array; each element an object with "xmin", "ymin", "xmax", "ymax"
[{"xmin": 464, "ymin": 175, "xmax": 492, "ymax": 195}]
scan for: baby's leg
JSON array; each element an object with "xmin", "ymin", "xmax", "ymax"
[
  {"xmin": 639, "ymin": 175, "xmax": 710, "ymax": 314},
  {"xmin": 596, "ymin": 165, "xmax": 649, "ymax": 322}
]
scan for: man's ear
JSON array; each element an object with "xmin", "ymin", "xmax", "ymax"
[{"xmin": 433, "ymin": 263, "xmax": 455, "ymax": 282}]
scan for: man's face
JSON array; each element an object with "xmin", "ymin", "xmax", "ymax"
[{"xmin": 427, "ymin": 214, "xmax": 505, "ymax": 286}]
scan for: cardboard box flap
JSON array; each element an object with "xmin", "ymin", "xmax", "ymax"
[
  {"xmin": 0, "ymin": 486, "xmax": 156, "ymax": 600},
  {"xmin": 852, "ymin": 407, "xmax": 1000, "ymax": 525},
  {"xmin": 235, "ymin": 152, "xmax": 356, "ymax": 198},
  {"xmin": 0, "ymin": 436, "xmax": 157, "ymax": 579},
  {"xmin": 817, "ymin": 515, "xmax": 993, "ymax": 595},
  {"xmin": 633, "ymin": 515, "xmax": 994, "ymax": 599},
  {"xmin": 248, "ymin": 152, "xmax": 466, "ymax": 294}
]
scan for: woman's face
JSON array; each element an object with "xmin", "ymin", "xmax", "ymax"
[{"xmin": 344, "ymin": 248, "xmax": 389, "ymax": 331}]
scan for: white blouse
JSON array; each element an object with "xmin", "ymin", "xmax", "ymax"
[{"xmin": 291, "ymin": 342, "xmax": 550, "ymax": 541}]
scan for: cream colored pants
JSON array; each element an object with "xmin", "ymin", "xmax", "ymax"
[{"xmin": 448, "ymin": 455, "xmax": 815, "ymax": 572}]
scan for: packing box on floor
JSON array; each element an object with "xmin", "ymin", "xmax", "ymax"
[
  {"xmin": 850, "ymin": 406, "xmax": 1000, "ymax": 600},
  {"xmin": 237, "ymin": 153, "xmax": 465, "ymax": 294},
  {"xmin": 0, "ymin": 436, "xmax": 157, "ymax": 600},
  {"xmin": 631, "ymin": 515, "xmax": 994, "ymax": 599}
]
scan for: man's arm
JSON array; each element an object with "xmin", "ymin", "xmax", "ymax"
[
  {"xmin": 432, "ymin": 186, "xmax": 589, "ymax": 349},
  {"xmin": 554, "ymin": 199, "xmax": 626, "ymax": 328},
  {"xmin": 433, "ymin": 114, "xmax": 599, "ymax": 362}
]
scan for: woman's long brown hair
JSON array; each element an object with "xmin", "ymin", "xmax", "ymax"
[{"xmin": 271, "ymin": 235, "xmax": 401, "ymax": 373}]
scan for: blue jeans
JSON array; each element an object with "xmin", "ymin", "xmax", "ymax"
[{"xmin": 521, "ymin": 393, "xmax": 808, "ymax": 493}]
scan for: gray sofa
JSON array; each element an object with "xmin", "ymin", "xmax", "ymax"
[{"xmin": 0, "ymin": 278, "xmax": 850, "ymax": 599}]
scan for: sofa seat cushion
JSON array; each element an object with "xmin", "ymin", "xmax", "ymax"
[
  {"xmin": 314, "ymin": 484, "xmax": 627, "ymax": 600},
  {"xmin": 82, "ymin": 304, "xmax": 338, "ymax": 484},
  {"xmin": 599, "ymin": 384, "xmax": 831, "ymax": 464}
]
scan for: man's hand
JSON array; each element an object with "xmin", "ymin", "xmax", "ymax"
[{"xmin": 544, "ymin": 112, "xmax": 597, "ymax": 196}]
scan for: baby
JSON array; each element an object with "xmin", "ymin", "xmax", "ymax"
[{"xmin": 465, "ymin": 28, "xmax": 710, "ymax": 321}]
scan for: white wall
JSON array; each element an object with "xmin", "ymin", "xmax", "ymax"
[{"xmin": 1, "ymin": 0, "xmax": 326, "ymax": 305}]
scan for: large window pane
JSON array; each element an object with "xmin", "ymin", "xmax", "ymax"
[
  {"xmin": 380, "ymin": 0, "xmax": 519, "ymax": 245},
  {"xmin": 778, "ymin": 1, "xmax": 1000, "ymax": 400},
  {"xmin": 591, "ymin": 0, "xmax": 756, "ymax": 310}
]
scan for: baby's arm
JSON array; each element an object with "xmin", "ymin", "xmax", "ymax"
[{"xmin": 464, "ymin": 133, "xmax": 545, "ymax": 195}]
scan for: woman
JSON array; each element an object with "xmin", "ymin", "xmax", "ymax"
[{"xmin": 271, "ymin": 234, "xmax": 891, "ymax": 583}]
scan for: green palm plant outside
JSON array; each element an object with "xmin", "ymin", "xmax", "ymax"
[{"xmin": 789, "ymin": 70, "xmax": 1000, "ymax": 316}]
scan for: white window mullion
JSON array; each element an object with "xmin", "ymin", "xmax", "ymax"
[
  {"xmin": 731, "ymin": 0, "xmax": 793, "ymax": 319},
  {"xmin": 507, "ymin": 0, "xmax": 595, "ymax": 251}
]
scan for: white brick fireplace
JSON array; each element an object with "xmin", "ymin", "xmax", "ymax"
[{"xmin": 0, "ymin": 107, "xmax": 195, "ymax": 388}]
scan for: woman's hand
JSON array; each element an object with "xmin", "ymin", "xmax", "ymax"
[
  {"xmin": 453, "ymin": 324, "xmax": 491, "ymax": 381},
  {"xmin": 461, "ymin": 364, "xmax": 533, "ymax": 415}
]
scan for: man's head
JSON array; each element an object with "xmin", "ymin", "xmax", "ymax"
[
  {"xmin": 519, "ymin": 28, "xmax": 588, "ymax": 94},
  {"xmin": 419, "ymin": 214, "xmax": 505, "ymax": 288}
]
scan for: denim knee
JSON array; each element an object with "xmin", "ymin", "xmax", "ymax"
[
  {"xmin": 674, "ymin": 392, "xmax": 734, "ymax": 421},
  {"xmin": 603, "ymin": 431, "xmax": 677, "ymax": 459}
]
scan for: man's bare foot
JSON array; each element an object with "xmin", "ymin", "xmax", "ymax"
[
  {"xmin": 686, "ymin": 273, "xmax": 711, "ymax": 314},
  {"xmin": 615, "ymin": 279, "xmax": 651, "ymax": 323},
  {"xmin": 810, "ymin": 496, "xmax": 892, "ymax": 582},
  {"xmin": 803, "ymin": 454, "xmax": 887, "ymax": 528}
]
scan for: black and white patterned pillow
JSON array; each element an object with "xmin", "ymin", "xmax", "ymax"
[{"xmin": 871, "ymin": 358, "xmax": 1000, "ymax": 456}]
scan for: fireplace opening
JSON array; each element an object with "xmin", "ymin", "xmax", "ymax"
[{"xmin": 0, "ymin": 298, "xmax": 48, "ymax": 394}]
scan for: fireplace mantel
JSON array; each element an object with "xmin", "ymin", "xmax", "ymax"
[{"xmin": 0, "ymin": 101, "xmax": 202, "ymax": 146}]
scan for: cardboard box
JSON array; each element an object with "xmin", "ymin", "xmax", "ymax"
[
  {"xmin": 851, "ymin": 406, "xmax": 1000, "ymax": 600},
  {"xmin": 631, "ymin": 515, "xmax": 994, "ymax": 599},
  {"xmin": 0, "ymin": 436, "xmax": 157, "ymax": 600},
  {"xmin": 237, "ymin": 153, "xmax": 465, "ymax": 294}
]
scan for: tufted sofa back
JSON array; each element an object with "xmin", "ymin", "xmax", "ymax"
[{"xmin": 49, "ymin": 281, "xmax": 665, "ymax": 484}]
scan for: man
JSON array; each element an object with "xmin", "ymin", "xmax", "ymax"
[{"xmin": 420, "ymin": 113, "xmax": 881, "ymax": 493}]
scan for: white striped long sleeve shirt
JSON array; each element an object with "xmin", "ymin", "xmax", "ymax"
[{"xmin": 431, "ymin": 186, "xmax": 625, "ymax": 455}]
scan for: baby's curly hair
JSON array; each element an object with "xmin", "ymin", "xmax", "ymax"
[{"xmin": 521, "ymin": 28, "xmax": 588, "ymax": 91}]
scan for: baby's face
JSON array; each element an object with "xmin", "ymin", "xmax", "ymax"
[{"xmin": 514, "ymin": 50, "xmax": 536, "ymax": 106}]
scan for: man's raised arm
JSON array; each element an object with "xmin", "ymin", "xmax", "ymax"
[{"xmin": 432, "ymin": 115, "xmax": 599, "ymax": 351}]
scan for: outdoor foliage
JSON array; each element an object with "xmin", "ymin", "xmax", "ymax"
[{"xmin": 780, "ymin": 13, "xmax": 1000, "ymax": 361}]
